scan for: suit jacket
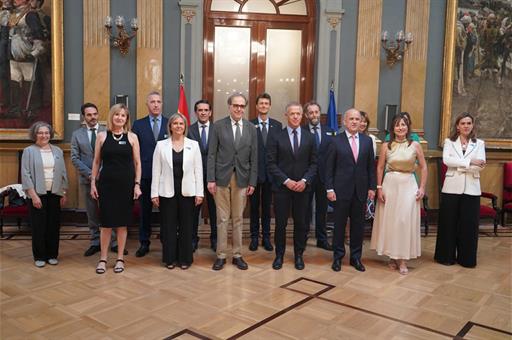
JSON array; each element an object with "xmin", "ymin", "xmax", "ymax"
[
  {"xmin": 266, "ymin": 127, "xmax": 317, "ymax": 192},
  {"xmin": 207, "ymin": 116, "xmax": 258, "ymax": 188},
  {"xmin": 70, "ymin": 125, "xmax": 106, "ymax": 185},
  {"xmin": 132, "ymin": 115, "xmax": 169, "ymax": 179},
  {"xmin": 21, "ymin": 144, "xmax": 68, "ymax": 196},
  {"xmin": 307, "ymin": 124, "xmax": 334, "ymax": 184},
  {"xmin": 151, "ymin": 137, "xmax": 203, "ymax": 198},
  {"xmin": 441, "ymin": 137, "xmax": 485, "ymax": 196},
  {"xmin": 251, "ymin": 117, "xmax": 282, "ymax": 183},
  {"xmin": 188, "ymin": 121, "xmax": 213, "ymax": 178},
  {"xmin": 325, "ymin": 133, "xmax": 376, "ymax": 202}
]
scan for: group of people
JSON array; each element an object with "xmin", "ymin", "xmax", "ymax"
[{"xmin": 20, "ymin": 90, "xmax": 487, "ymax": 275}]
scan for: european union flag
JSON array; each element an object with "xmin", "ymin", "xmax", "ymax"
[{"xmin": 327, "ymin": 88, "xmax": 338, "ymax": 133}]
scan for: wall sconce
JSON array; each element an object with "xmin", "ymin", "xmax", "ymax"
[
  {"xmin": 104, "ymin": 16, "xmax": 138, "ymax": 56},
  {"xmin": 381, "ymin": 30, "xmax": 413, "ymax": 67}
]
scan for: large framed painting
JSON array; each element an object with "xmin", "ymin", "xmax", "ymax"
[
  {"xmin": 440, "ymin": 0, "xmax": 512, "ymax": 149},
  {"xmin": 0, "ymin": 0, "xmax": 63, "ymax": 140}
]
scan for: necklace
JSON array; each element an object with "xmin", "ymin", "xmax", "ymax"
[{"xmin": 112, "ymin": 131, "xmax": 124, "ymax": 141}]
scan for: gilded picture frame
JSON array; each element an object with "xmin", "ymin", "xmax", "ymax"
[
  {"xmin": 0, "ymin": 0, "xmax": 63, "ymax": 140},
  {"xmin": 440, "ymin": 0, "xmax": 512, "ymax": 150}
]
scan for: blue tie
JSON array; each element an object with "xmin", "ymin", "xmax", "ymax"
[
  {"xmin": 313, "ymin": 126, "xmax": 320, "ymax": 149},
  {"xmin": 201, "ymin": 125, "xmax": 207, "ymax": 149},
  {"xmin": 292, "ymin": 129, "xmax": 298, "ymax": 155}
]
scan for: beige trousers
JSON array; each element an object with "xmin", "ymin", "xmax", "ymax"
[{"xmin": 215, "ymin": 172, "xmax": 247, "ymax": 259}]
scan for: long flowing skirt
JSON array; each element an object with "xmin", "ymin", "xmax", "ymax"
[{"xmin": 370, "ymin": 171, "xmax": 421, "ymax": 260}]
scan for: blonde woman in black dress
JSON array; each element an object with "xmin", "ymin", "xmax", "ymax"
[{"xmin": 91, "ymin": 104, "xmax": 142, "ymax": 274}]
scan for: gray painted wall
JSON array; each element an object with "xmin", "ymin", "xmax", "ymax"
[
  {"xmin": 63, "ymin": 1, "xmax": 84, "ymax": 141},
  {"xmin": 424, "ymin": 0, "xmax": 446, "ymax": 148},
  {"xmin": 162, "ymin": 0, "xmax": 181, "ymax": 117}
]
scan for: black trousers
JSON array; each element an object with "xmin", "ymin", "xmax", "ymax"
[
  {"xmin": 192, "ymin": 180, "xmax": 217, "ymax": 243},
  {"xmin": 273, "ymin": 189, "xmax": 308, "ymax": 256},
  {"xmin": 435, "ymin": 193, "xmax": 480, "ymax": 267},
  {"xmin": 160, "ymin": 194, "xmax": 195, "ymax": 266},
  {"xmin": 139, "ymin": 178, "xmax": 153, "ymax": 246},
  {"xmin": 30, "ymin": 193, "xmax": 61, "ymax": 261},
  {"xmin": 332, "ymin": 195, "xmax": 365, "ymax": 261},
  {"xmin": 306, "ymin": 179, "xmax": 328, "ymax": 243},
  {"xmin": 249, "ymin": 181, "xmax": 272, "ymax": 240}
]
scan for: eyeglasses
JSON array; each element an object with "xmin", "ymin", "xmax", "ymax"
[{"xmin": 231, "ymin": 104, "xmax": 246, "ymax": 109}]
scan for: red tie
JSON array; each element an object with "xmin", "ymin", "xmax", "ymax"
[{"xmin": 350, "ymin": 135, "xmax": 358, "ymax": 162}]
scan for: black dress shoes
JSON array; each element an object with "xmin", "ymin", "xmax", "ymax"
[
  {"xmin": 232, "ymin": 257, "xmax": 248, "ymax": 270},
  {"xmin": 84, "ymin": 245, "xmax": 100, "ymax": 257},
  {"xmin": 249, "ymin": 238, "xmax": 258, "ymax": 251},
  {"xmin": 135, "ymin": 245, "xmax": 150, "ymax": 257},
  {"xmin": 294, "ymin": 255, "xmax": 305, "ymax": 270},
  {"xmin": 316, "ymin": 241, "xmax": 333, "ymax": 251},
  {"xmin": 331, "ymin": 259, "xmax": 342, "ymax": 272},
  {"xmin": 111, "ymin": 246, "xmax": 128, "ymax": 255},
  {"xmin": 350, "ymin": 259, "xmax": 366, "ymax": 272},
  {"xmin": 262, "ymin": 238, "xmax": 274, "ymax": 251},
  {"xmin": 212, "ymin": 258, "xmax": 226, "ymax": 270},
  {"xmin": 272, "ymin": 256, "xmax": 283, "ymax": 270}
]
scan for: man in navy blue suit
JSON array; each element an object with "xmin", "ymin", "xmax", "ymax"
[
  {"xmin": 325, "ymin": 108, "xmax": 376, "ymax": 272},
  {"xmin": 188, "ymin": 99, "xmax": 217, "ymax": 252},
  {"xmin": 132, "ymin": 91, "xmax": 169, "ymax": 257},
  {"xmin": 304, "ymin": 101, "xmax": 334, "ymax": 251},
  {"xmin": 249, "ymin": 93, "xmax": 282, "ymax": 252}
]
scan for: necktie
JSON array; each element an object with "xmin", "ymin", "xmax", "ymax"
[
  {"xmin": 234, "ymin": 121, "xmax": 241, "ymax": 147},
  {"xmin": 90, "ymin": 127, "xmax": 96, "ymax": 151},
  {"xmin": 292, "ymin": 129, "xmax": 298, "ymax": 155},
  {"xmin": 312, "ymin": 126, "xmax": 320, "ymax": 149},
  {"xmin": 261, "ymin": 121, "xmax": 268, "ymax": 146},
  {"xmin": 152, "ymin": 117, "xmax": 159, "ymax": 141},
  {"xmin": 201, "ymin": 125, "xmax": 207, "ymax": 149},
  {"xmin": 350, "ymin": 135, "xmax": 358, "ymax": 162}
]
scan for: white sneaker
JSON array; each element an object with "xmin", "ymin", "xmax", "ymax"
[
  {"xmin": 35, "ymin": 260, "xmax": 46, "ymax": 267},
  {"xmin": 47, "ymin": 258, "xmax": 58, "ymax": 265}
]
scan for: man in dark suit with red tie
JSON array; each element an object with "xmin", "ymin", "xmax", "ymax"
[
  {"xmin": 326, "ymin": 108, "xmax": 376, "ymax": 272},
  {"xmin": 132, "ymin": 91, "xmax": 169, "ymax": 257},
  {"xmin": 267, "ymin": 102, "xmax": 317, "ymax": 270},
  {"xmin": 188, "ymin": 99, "xmax": 217, "ymax": 251},
  {"xmin": 249, "ymin": 93, "xmax": 282, "ymax": 252}
]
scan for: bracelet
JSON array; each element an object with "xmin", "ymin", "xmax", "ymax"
[
  {"xmin": 134, "ymin": 181, "xmax": 140, "ymax": 185},
  {"xmin": 376, "ymin": 185, "xmax": 383, "ymax": 189}
]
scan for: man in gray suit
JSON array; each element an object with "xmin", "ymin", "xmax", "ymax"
[
  {"xmin": 207, "ymin": 93, "xmax": 258, "ymax": 270},
  {"xmin": 70, "ymin": 103, "xmax": 119, "ymax": 256}
]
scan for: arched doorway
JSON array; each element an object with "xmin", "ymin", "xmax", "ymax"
[{"xmin": 203, "ymin": 0, "xmax": 316, "ymax": 123}]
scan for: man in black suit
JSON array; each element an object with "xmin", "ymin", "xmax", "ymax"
[
  {"xmin": 188, "ymin": 99, "xmax": 217, "ymax": 252},
  {"xmin": 304, "ymin": 101, "xmax": 333, "ymax": 251},
  {"xmin": 267, "ymin": 102, "xmax": 317, "ymax": 270},
  {"xmin": 132, "ymin": 91, "xmax": 169, "ymax": 257},
  {"xmin": 249, "ymin": 93, "xmax": 282, "ymax": 252},
  {"xmin": 325, "ymin": 108, "xmax": 376, "ymax": 272}
]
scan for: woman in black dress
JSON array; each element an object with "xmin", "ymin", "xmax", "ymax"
[
  {"xmin": 91, "ymin": 104, "xmax": 142, "ymax": 274},
  {"xmin": 151, "ymin": 113, "xmax": 203, "ymax": 269}
]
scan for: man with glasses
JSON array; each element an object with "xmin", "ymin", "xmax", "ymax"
[
  {"xmin": 188, "ymin": 99, "xmax": 217, "ymax": 252},
  {"xmin": 207, "ymin": 93, "xmax": 258, "ymax": 270}
]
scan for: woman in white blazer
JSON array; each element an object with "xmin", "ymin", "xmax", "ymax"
[
  {"xmin": 435, "ymin": 112, "xmax": 486, "ymax": 268},
  {"xmin": 151, "ymin": 113, "xmax": 203, "ymax": 269}
]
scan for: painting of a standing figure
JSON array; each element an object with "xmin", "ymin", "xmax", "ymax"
[{"xmin": 0, "ymin": 0, "xmax": 51, "ymax": 129}]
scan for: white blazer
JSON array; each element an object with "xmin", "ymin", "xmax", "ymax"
[
  {"xmin": 151, "ymin": 137, "xmax": 204, "ymax": 198},
  {"xmin": 441, "ymin": 137, "xmax": 486, "ymax": 196}
]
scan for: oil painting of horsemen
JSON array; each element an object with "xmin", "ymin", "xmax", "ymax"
[
  {"xmin": 451, "ymin": 0, "xmax": 512, "ymax": 141},
  {"xmin": 0, "ymin": 0, "xmax": 52, "ymax": 130}
]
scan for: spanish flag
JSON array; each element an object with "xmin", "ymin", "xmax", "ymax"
[{"xmin": 177, "ymin": 81, "xmax": 190, "ymax": 125}]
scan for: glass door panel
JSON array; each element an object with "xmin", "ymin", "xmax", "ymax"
[
  {"xmin": 213, "ymin": 26, "xmax": 251, "ymax": 121},
  {"xmin": 265, "ymin": 29, "xmax": 302, "ymax": 125}
]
